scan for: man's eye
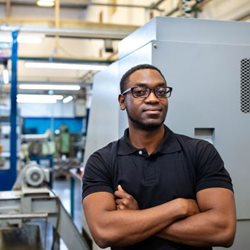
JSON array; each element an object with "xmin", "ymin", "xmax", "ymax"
[
  {"xmin": 157, "ymin": 88, "xmax": 167, "ymax": 96},
  {"xmin": 133, "ymin": 88, "xmax": 147, "ymax": 96}
]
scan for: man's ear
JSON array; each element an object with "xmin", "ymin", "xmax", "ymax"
[{"xmin": 118, "ymin": 94, "xmax": 126, "ymax": 110}]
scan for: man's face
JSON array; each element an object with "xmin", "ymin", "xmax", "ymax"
[{"xmin": 119, "ymin": 68, "xmax": 168, "ymax": 131}]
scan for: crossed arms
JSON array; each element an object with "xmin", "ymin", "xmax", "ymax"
[{"xmin": 83, "ymin": 186, "xmax": 236, "ymax": 249}]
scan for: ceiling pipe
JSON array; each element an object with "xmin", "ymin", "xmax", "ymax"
[
  {"xmin": 194, "ymin": 0, "xmax": 213, "ymax": 9},
  {"xmin": 149, "ymin": 0, "xmax": 166, "ymax": 11},
  {"xmin": 0, "ymin": 0, "xmax": 164, "ymax": 11},
  {"xmin": 54, "ymin": 0, "xmax": 60, "ymax": 56},
  {"xmin": 0, "ymin": 0, "xmax": 88, "ymax": 9},
  {"xmin": 164, "ymin": 0, "xmax": 212, "ymax": 18},
  {"xmin": 164, "ymin": 6, "xmax": 179, "ymax": 16},
  {"xmin": 90, "ymin": 2, "xmax": 150, "ymax": 9},
  {"xmin": 18, "ymin": 56, "xmax": 113, "ymax": 65},
  {"xmin": 5, "ymin": 0, "xmax": 11, "ymax": 17},
  {"xmin": 55, "ymin": 0, "xmax": 60, "ymax": 29},
  {"xmin": 237, "ymin": 13, "xmax": 250, "ymax": 21},
  {"xmin": 0, "ymin": 25, "xmax": 134, "ymax": 40},
  {"xmin": 89, "ymin": 1, "xmax": 164, "ymax": 11}
]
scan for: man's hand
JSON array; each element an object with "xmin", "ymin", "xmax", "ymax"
[
  {"xmin": 177, "ymin": 198, "xmax": 200, "ymax": 217},
  {"xmin": 114, "ymin": 185, "xmax": 139, "ymax": 210},
  {"xmin": 114, "ymin": 185, "xmax": 199, "ymax": 217},
  {"xmin": 84, "ymin": 189, "xmax": 201, "ymax": 248}
]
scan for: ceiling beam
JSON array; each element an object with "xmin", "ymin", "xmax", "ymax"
[
  {"xmin": 89, "ymin": 2, "xmax": 163, "ymax": 11},
  {"xmin": 0, "ymin": 0, "xmax": 88, "ymax": 9},
  {"xmin": 0, "ymin": 0, "xmax": 164, "ymax": 11},
  {"xmin": 0, "ymin": 18, "xmax": 138, "ymax": 40},
  {"xmin": 149, "ymin": 0, "xmax": 165, "ymax": 10},
  {"xmin": 18, "ymin": 56, "xmax": 113, "ymax": 64},
  {"xmin": 5, "ymin": 0, "xmax": 11, "ymax": 17}
]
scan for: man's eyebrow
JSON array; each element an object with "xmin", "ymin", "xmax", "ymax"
[{"xmin": 134, "ymin": 82, "xmax": 166, "ymax": 87}]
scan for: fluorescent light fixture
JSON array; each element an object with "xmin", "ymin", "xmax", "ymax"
[
  {"xmin": 0, "ymin": 43, "xmax": 11, "ymax": 49},
  {"xmin": 24, "ymin": 62, "xmax": 108, "ymax": 71},
  {"xmin": 37, "ymin": 0, "xmax": 55, "ymax": 7},
  {"xmin": 17, "ymin": 94, "xmax": 63, "ymax": 104},
  {"xmin": 0, "ymin": 35, "xmax": 13, "ymax": 43},
  {"xmin": 3, "ymin": 69, "xmax": 9, "ymax": 84},
  {"xmin": 19, "ymin": 84, "xmax": 80, "ymax": 91},
  {"xmin": 63, "ymin": 96, "xmax": 73, "ymax": 103},
  {"xmin": 17, "ymin": 98, "xmax": 57, "ymax": 104},
  {"xmin": 0, "ymin": 34, "xmax": 43, "ymax": 44},
  {"xmin": 18, "ymin": 34, "xmax": 43, "ymax": 44}
]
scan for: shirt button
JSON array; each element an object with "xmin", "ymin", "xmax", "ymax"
[{"xmin": 138, "ymin": 150, "xmax": 143, "ymax": 155}]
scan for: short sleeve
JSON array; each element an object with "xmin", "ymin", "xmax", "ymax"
[
  {"xmin": 82, "ymin": 150, "xmax": 113, "ymax": 200},
  {"xmin": 195, "ymin": 141, "xmax": 233, "ymax": 193}
]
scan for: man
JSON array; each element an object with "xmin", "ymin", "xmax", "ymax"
[{"xmin": 82, "ymin": 64, "xmax": 236, "ymax": 249}]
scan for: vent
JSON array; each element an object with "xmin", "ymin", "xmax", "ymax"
[{"xmin": 241, "ymin": 58, "xmax": 250, "ymax": 113}]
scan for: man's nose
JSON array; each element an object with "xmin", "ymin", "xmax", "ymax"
[{"xmin": 144, "ymin": 90, "xmax": 159, "ymax": 103}]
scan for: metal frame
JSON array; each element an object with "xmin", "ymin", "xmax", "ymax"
[{"xmin": 0, "ymin": 186, "xmax": 90, "ymax": 250}]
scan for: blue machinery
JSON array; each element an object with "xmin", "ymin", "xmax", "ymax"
[{"xmin": 0, "ymin": 30, "xmax": 18, "ymax": 190}]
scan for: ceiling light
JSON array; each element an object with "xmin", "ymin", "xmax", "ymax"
[
  {"xmin": 17, "ymin": 94, "xmax": 63, "ymax": 104},
  {"xmin": 17, "ymin": 98, "xmax": 57, "ymax": 104},
  {"xmin": 18, "ymin": 34, "xmax": 44, "ymax": 44},
  {"xmin": 63, "ymin": 96, "xmax": 73, "ymax": 103},
  {"xmin": 24, "ymin": 62, "xmax": 108, "ymax": 71},
  {"xmin": 19, "ymin": 84, "xmax": 80, "ymax": 91},
  {"xmin": 3, "ymin": 69, "xmax": 9, "ymax": 84},
  {"xmin": 37, "ymin": 0, "xmax": 55, "ymax": 7},
  {"xmin": 0, "ymin": 34, "xmax": 43, "ymax": 44}
]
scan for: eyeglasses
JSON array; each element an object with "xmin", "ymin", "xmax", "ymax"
[{"xmin": 121, "ymin": 86, "xmax": 173, "ymax": 99}]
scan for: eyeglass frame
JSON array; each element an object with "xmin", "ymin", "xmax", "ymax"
[{"xmin": 121, "ymin": 85, "xmax": 173, "ymax": 99}]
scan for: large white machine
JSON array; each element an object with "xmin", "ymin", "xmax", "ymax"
[{"xmin": 85, "ymin": 17, "xmax": 250, "ymax": 249}]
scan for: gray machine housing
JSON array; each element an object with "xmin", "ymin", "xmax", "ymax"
[{"xmin": 84, "ymin": 17, "xmax": 250, "ymax": 249}]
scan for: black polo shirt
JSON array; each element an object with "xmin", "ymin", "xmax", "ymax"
[{"xmin": 82, "ymin": 126, "xmax": 233, "ymax": 250}]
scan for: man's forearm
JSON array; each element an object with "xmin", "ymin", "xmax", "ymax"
[
  {"xmin": 157, "ymin": 203, "xmax": 236, "ymax": 247},
  {"xmin": 113, "ymin": 185, "xmax": 236, "ymax": 248},
  {"xmin": 98, "ymin": 202, "xmax": 182, "ymax": 247},
  {"xmin": 84, "ymin": 193, "xmax": 198, "ymax": 248}
]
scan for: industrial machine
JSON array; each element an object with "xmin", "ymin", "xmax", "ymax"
[
  {"xmin": 0, "ymin": 188, "xmax": 90, "ymax": 250},
  {"xmin": 13, "ymin": 161, "xmax": 50, "ymax": 189},
  {"xmin": 85, "ymin": 17, "xmax": 250, "ymax": 249},
  {"xmin": 0, "ymin": 106, "xmax": 20, "ymax": 164},
  {"xmin": 0, "ymin": 104, "xmax": 21, "ymax": 190},
  {"xmin": 0, "ymin": 120, "xmax": 90, "ymax": 248},
  {"xmin": 0, "ymin": 161, "xmax": 90, "ymax": 250}
]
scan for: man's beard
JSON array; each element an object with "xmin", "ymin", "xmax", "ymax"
[{"xmin": 127, "ymin": 112, "xmax": 166, "ymax": 131}]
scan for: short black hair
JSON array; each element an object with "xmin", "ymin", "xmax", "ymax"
[{"xmin": 119, "ymin": 64, "xmax": 166, "ymax": 93}]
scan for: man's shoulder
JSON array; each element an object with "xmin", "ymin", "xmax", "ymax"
[
  {"xmin": 97, "ymin": 140, "xmax": 119, "ymax": 153},
  {"xmin": 90, "ymin": 140, "xmax": 119, "ymax": 160}
]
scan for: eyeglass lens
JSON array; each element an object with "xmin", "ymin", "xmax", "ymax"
[{"xmin": 132, "ymin": 86, "xmax": 171, "ymax": 98}]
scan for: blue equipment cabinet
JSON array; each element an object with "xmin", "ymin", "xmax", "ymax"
[{"xmin": 0, "ymin": 31, "xmax": 19, "ymax": 190}]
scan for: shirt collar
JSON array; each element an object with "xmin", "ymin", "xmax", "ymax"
[
  {"xmin": 117, "ymin": 125, "xmax": 181, "ymax": 156},
  {"xmin": 118, "ymin": 129, "xmax": 139, "ymax": 155}
]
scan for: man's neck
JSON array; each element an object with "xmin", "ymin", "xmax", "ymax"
[{"xmin": 128, "ymin": 125, "xmax": 165, "ymax": 155}]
